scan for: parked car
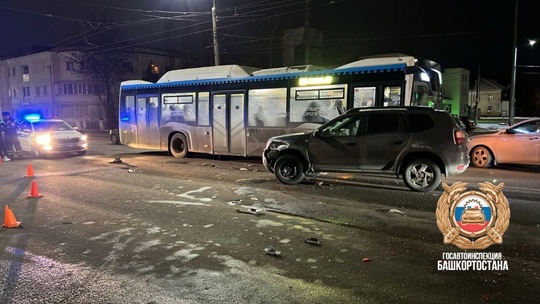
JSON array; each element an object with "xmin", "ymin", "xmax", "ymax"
[
  {"xmin": 467, "ymin": 117, "xmax": 540, "ymax": 168},
  {"xmin": 17, "ymin": 119, "xmax": 88, "ymax": 158},
  {"xmin": 452, "ymin": 115, "xmax": 476, "ymax": 133},
  {"xmin": 262, "ymin": 107, "xmax": 470, "ymax": 192},
  {"xmin": 109, "ymin": 128, "xmax": 120, "ymax": 144},
  {"xmin": 459, "ymin": 116, "xmax": 476, "ymax": 132}
]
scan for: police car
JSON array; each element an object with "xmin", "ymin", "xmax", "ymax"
[{"xmin": 17, "ymin": 118, "xmax": 88, "ymax": 158}]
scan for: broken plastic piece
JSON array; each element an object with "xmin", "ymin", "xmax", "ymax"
[
  {"xmin": 264, "ymin": 246, "xmax": 281, "ymax": 256},
  {"xmin": 109, "ymin": 157, "xmax": 123, "ymax": 164},
  {"xmin": 362, "ymin": 257, "xmax": 371, "ymax": 262},
  {"xmin": 388, "ymin": 209, "xmax": 405, "ymax": 215},
  {"xmin": 236, "ymin": 207, "xmax": 264, "ymax": 215},
  {"xmin": 305, "ymin": 237, "xmax": 321, "ymax": 245}
]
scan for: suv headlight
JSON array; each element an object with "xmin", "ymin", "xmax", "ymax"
[
  {"xmin": 80, "ymin": 135, "xmax": 88, "ymax": 141},
  {"xmin": 266, "ymin": 140, "xmax": 289, "ymax": 151}
]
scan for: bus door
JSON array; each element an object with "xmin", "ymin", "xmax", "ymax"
[
  {"xmin": 212, "ymin": 92, "xmax": 246, "ymax": 155},
  {"xmin": 120, "ymin": 95, "xmax": 137, "ymax": 147},
  {"xmin": 136, "ymin": 96, "xmax": 160, "ymax": 148}
]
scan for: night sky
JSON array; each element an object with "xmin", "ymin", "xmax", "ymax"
[{"xmin": 1, "ymin": 0, "xmax": 540, "ymax": 114}]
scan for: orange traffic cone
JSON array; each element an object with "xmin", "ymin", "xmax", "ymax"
[
  {"xmin": 26, "ymin": 180, "xmax": 44, "ymax": 198},
  {"xmin": 3, "ymin": 205, "xmax": 22, "ymax": 228},
  {"xmin": 25, "ymin": 163, "xmax": 35, "ymax": 178}
]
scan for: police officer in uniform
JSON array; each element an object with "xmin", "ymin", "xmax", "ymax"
[{"xmin": 1, "ymin": 112, "xmax": 23, "ymax": 159}]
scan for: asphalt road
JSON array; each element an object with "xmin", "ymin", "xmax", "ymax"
[{"xmin": 0, "ymin": 134, "xmax": 538, "ymax": 304}]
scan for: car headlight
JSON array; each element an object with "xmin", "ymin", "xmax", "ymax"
[
  {"xmin": 35, "ymin": 133, "xmax": 51, "ymax": 145},
  {"xmin": 80, "ymin": 135, "xmax": 87, "ymax": 141}
]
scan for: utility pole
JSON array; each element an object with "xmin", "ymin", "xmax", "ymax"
[
  {"xmin": 509, "ymin": 0, "xmax": 518, "ymax": 125},
  {"xmin": 475, "ymin": 65, "xmax": 480, "ymax": 123},
  {"xmin": 212, "ymin": 0, "xmax": 220, "ymax": 66},
  {"xmin": 304, "ymin": 0, "xmax": 310, "ymax": 64}
]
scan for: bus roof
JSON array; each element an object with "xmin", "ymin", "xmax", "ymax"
[
  {"xmin": 157, "ymin": 64, "xmax": 260, "ymax": 83},
  {"xmin": 336, "ymin": 56, "xmax": 415, "ymax": 69},
  {"xmin": 120, "ymin": 62, "xmax": 409, "ymax": 90}
]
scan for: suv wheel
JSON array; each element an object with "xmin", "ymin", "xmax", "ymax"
[
  {"xmin": 402, "ymin": 159, "xmax": 441, "ymax": 192},
  {"xmin": 470, "ymin": 146, "xmax": 493, "ymax": 168},
  {"xmin": 274, "ymin": 155, "xmax": 305, "ymax": 185}
]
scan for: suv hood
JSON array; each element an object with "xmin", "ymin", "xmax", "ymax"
[{"xmin": 270, "ymin": 132, "xmax": 311, "ymax": 142}]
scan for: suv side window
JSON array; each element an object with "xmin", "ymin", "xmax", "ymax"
[
  {"xmin": 366, "ymin": 114, "xmax": 402, "ymax": 135},
  {"xmin": 408, "ymin": 114, "xmax": 435, "ymax": 132},
  {"xmin": 320, "ymin": 115, "xmax": 362, "ymax": 137}
]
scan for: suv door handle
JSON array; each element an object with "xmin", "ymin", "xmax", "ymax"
[{"xmin": 392, "ymin": 141, "xmax": 404, "ymax": 145}]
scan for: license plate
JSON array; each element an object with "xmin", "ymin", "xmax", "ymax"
[{"xmin": 63, "ymin": 143, "xmax": 76, "ymax": 148}]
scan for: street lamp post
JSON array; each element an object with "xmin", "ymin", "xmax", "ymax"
[{"xmin": 509, "ymin": 39, "xmax": 536, "ymax": 125}]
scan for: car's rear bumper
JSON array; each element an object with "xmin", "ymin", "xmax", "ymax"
[{"xmin": 446, "ymin": 153, "xmax": 470, "ymax": 176}]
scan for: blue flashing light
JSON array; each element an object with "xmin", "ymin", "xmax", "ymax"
[
  {"xmin": 121, "ymin": 116, "xmax": 130, "ymax": 121},
  {"xmin": 24, "ymin": 113, "xmax": 41, "ymax": 121}
]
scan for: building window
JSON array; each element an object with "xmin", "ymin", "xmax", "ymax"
[
  {"xmin": 66, "ymin": 61, "xmax": 75, "ymax": 71},
  {"xmin": 488, "ymin": 94, "xmax": 494, "ymax": 101},
  {"xmin": 35, "ymin": 86, "xmax": 41, "ymax": 96},
  {"xmin": 487, "ymin": 106, "xmax": 493, "ymax": 113},
  {"xmin": 12, "ymin": 67, "xmax": 15, "ymax": 76},
  {"xmin": 59, "ymin": 82, "xmax": 98, "ymax": 95},
  {"xmin": 23, "ymin": 86, "xmax": 31, "ymax": 97},
  {"xmin": 43, "ymin": 85, "xmax": 48, "ymax": 96},
  {"xmin": 22, "ymin": 65, "xmax": 29, "ymax": 74},
  {"xmin": 8, "ymin": 89, "xmax": 12, "ymax": 97},
  {"xmin": 13, "ymin": 88, "xmax": 18, "ymax": 98}
]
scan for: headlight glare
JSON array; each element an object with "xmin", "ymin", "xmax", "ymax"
[{"xmin": 36, "ymin": 133, "xmax": 51, "ymax": 145}]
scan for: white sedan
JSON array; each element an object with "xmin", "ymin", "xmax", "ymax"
[
  {"xmin": 467, "ymin": 118, "xmax": 540, "ymax": 168},
  {"xmin": 17, "ymin": 119, "xmax": 88, "ymax": 158}
]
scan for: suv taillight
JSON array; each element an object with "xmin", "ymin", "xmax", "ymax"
[{"xmin": 454, "ymin": 130, "xmax": 466, "ymax": 145}]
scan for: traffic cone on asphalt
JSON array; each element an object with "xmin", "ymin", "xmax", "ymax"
[
  {"xmin": 26, "ymin": 180, "xmax": 44, "ymax": 198},
  {"xmin": 3, "ymin": 205, "xmax": 22, "ymax": 228},
  {"xmin": 25, "ymin": 163, "xmax": 35, "ymax": 178}
]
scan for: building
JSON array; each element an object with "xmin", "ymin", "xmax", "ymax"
[
  {"xmin": 469, "ymin": 78, "xmax": 509, "ymax": 118},
  {"xmin": 442, "ymin": 68, "xmax": 470, "ymax": 117},
  {"xmin": 0, "ymin": 48, "xmax": 183, "ymax": 129}
]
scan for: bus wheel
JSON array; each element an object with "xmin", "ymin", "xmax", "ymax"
[
  {"xmin": 170, "ymin": 133, "xmax": 188, "ymax": 158},
  {"xmin": 274, "ymin": 154, "xmax": 304, "ymax": 185}
]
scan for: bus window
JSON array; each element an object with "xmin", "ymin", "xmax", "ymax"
[
  {"xmin": 353, "ymin": 87, "xmax": 376, "ymax": 107},
  {"xmin": 122, "ymin": 95, "xmax": 135, "ymax": 122},
  {"xmin": 248, "ymin": 88, "xmax": 287, "ymax": 127},
  {"xmin": 412, "ymin": 84, "xmax": 430, "ymax": 106},
  {"xmin": 162, "ymin": 93, "xmax": 196, "ymax": 124},
  {"xmin": 383, "ymin": 86, "xmax": 402, "ymax": 107},
  {"xmin": 198, "ymin": 92, "xmax": 210, "ymax": 126},
  {"xmin": 289, "ymin": 86, "xmax": 346, "ymax": 124}
]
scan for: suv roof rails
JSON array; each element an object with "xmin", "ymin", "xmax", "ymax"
[{"xmin": 345, "ymin": 106, "xmax": 435, "ymax": 113}]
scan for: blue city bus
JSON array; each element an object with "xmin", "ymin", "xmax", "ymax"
[{"xmin": 118, "ymin": 55, "xmax": 442, "ymax": 158}]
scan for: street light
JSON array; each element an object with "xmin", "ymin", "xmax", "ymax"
[{"xmin": 509, "ymin": 39, "xmax": 536, "ymax": 125}]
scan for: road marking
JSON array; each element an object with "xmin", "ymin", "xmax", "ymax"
[{"xmin": 146, "ymin": 200, "xmax": 211, "ymax": 206}]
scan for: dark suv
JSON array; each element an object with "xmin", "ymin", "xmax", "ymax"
[{"xmin": 262, "ymin": 107, "xmax": 469, "ymax": 192}]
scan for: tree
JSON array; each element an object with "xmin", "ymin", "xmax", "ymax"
[{"xmin": 70, "ymin": 51, "xmax": 131, "ymax": 129}]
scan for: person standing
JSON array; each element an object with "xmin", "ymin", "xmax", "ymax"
[
  {"xmin": 1, "ymin": 112, "xmax": 23, "ymax": 159},
  {"xmin": 0, "ymin": 122, "xmax": 11, "ymax": 161}
]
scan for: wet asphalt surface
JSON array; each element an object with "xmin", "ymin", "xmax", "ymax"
[{"xmin": 0, "ymin": 135, "xmax": 539, "ymax": 304}]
